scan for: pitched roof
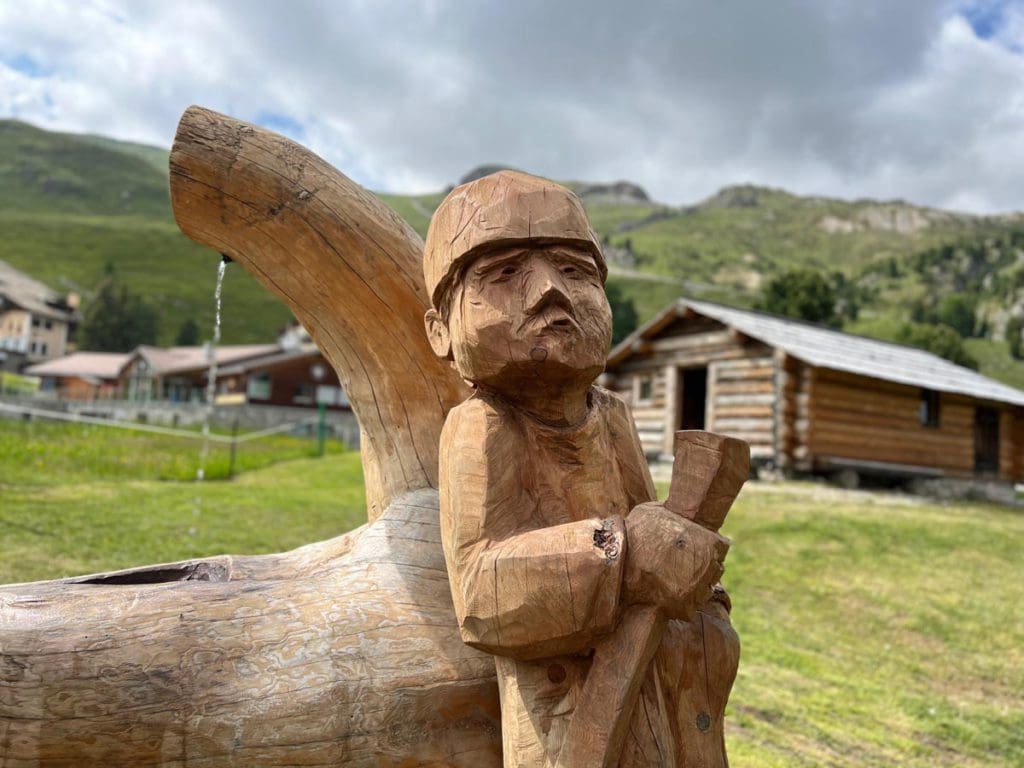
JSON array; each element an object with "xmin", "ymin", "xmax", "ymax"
[
  {"xmin": 0, "ymin": 260, "xmax": 77, "ymax": 322},
  {"xmin": 609, "ymin": 298, "xmax": 1024, "ymax": 408},
  {"xmin": 217, "ymin": 346, "xmax": 323, "ymax": 376},
  {"xmin": 134, "ymin": 344, "xmax": 280, "ymax": 375},
  {"xmin": 25, "ymin": 352, "xmax": 130, "ymax": 380}
]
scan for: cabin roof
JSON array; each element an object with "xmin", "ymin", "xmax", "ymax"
[
  {"xmin": 608, "ymin": 298, "xmax": 1024, "ymax": 408},
  {"xmin": 217, "ymin": 347, "xmax": 323, "ymax": 376},
  {"xmin": 25, "ymin": 352, "xmax": 131, "ymax": 380},
  {"xmin": 133, "ymin": 344, "xmax": 280, "ymax": 376}
]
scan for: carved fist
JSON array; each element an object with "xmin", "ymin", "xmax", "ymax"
[{"xmin": 623, "ymin": 502, "xmax": 730, "ymax": 621}]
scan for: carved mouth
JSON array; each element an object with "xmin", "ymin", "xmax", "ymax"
[{"xmin": 533, "ymin": 311, "xmax": 580, "ymax": 335}]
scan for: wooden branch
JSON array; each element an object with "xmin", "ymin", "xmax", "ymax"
[
  {"xmin": 169, "ymin": 105, "xmax": 469, "ymax": 520},
  {"xmin": 0, "ymin": 109, "xmax": 491, "ymax": 767}
]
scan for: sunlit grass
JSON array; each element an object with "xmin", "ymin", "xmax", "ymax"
[{"xmin": 2, "ymin": 423, "xmax": 1022, "ymax": 765}]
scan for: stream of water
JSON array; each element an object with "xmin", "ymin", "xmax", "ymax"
[{"xmin": 196, "ymin": 257, "xmax": 228, "ymax": 483}]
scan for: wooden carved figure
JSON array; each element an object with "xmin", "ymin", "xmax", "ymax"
[
  {"xmin": 423, "ymin": 171, "xmax": 748, "ymax": 768},
  {"xmin": 0, "ymin": 113, "xmax": 745, "ymax": 767}
]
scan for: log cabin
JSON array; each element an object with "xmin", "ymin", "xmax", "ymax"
[{"xmin": 603, "ymin": 298, "xmax": 1024, "ymax": 485}]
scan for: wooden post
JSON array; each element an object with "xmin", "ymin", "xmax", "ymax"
[
  {"xmin": 663, "ymin": 363, "xmax": 679, "ymax": 457},
  {"xmin": 228, "ymin": 415, "xmax": 239, "ymax": 477}
]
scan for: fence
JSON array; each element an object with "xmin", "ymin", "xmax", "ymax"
[{"xmin": 0, "ymin": 401, "xmax": 340, "ymax": 479}]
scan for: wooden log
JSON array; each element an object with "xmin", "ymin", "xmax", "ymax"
[
  {"xmin": 0, "ymin": 491, "xmax": 502, "ymax": 767},
  {"xmin": 169, "ymin": 106, "xmax": 469, "ymax": 520},
  {"xmin": 0, "ymin": 108, "xmax": 496, "ymax": 767}
]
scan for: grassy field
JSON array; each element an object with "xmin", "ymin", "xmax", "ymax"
[
  {"xmin": 0, "ymin": 420, "xmax": 360, "ymax": 581},
  {"xmin": 1, "ymin": 423, "xmax": 1022, "ymax": 765}
]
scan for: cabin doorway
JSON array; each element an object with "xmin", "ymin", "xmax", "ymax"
[
  {"xmin": 974, "ymin": 407, "xmax": 1000, "ymax": 474},
  {"xmin": 679, "ymin": 367, "xmax": 708, "ymax": 431}
]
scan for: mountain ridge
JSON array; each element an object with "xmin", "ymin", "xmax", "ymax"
[{"xmin": 2, "ymin": 118, "xmax": 1023, "ymax": 388}]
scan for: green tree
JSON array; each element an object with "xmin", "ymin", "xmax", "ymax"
[
  {"xmin": 759, "ymin": 268, "xmax": 839, "ymax": 326},
  {"xmin": 935, "ymin": 294, "xmax": 978, "ymax": 338},
  {"xmin": 896, "ymin": 322, "xmax": 978, "ymax": 369},
  {"xmin": 1007, "ymin": 315, "xmax": 1023, "ymax": 360},
  {"xmin": 80, "ymin": 280, "xmax": 159, "ymax": 352},
  {"xmin": 605, "ymin": 281, "xmax": 638, "ymax": 345},
  {"xmin": 175, "ymin": 317, "xmax": 201, "ymax": 346}
]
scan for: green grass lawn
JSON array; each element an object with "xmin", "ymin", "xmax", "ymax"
[
  {"xmin": 0, "ymin": 420, "xmax": 362, "ymax": 581},
  {"xmin": 1, "ymin": 422, "xmax": 1021, "ymax": 765}
]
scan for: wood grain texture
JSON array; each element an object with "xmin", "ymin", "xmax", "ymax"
[
  {"xmin": 426, "ymin": 172, "xmax": 745, "ymax": 767},
  {"xmin": 1, "ymin": 118, "xmax": 749, "ymax": 768},
  {"xmin": 0, "ymin": 490, "xmax": 502, "ymax": 767},
  {"xmin": 169, "ymin": 105, "xmax": 469, "ymax": 520},
  {"xmin": 1, "ymin": 109, "xmax": 491, "ymax": 768}
]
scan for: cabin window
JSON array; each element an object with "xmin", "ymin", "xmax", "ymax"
[
  {"xmin": 293, "ymin": 383, "xmax": 315, "ymax": 405},
  {"xmin": 247, "ymin": 372, "xmax": 272, "ymax": 400},
  {"xmin": 636, "ymin": 375, "xmax": 654, "ymax": 404},
  {"xmin": 919, "ymin": 388, "xmax": 940, "ymax": 428}
]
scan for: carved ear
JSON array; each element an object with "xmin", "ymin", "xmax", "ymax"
[{"xmin": 424, "ymin": 308, "xmax": 452, "ymax": 360}]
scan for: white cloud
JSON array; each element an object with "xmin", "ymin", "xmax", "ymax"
[{"xmin": 0, "ymin": 0, "xmax": 1023, "ymax": 212}]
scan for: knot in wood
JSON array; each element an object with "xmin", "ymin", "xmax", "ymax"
[
  {"xmin": 696, "ymin": 711, "xmax": 712, "ymax": 732},
  {"xmin": 593, "ymin": 519, "xmax": 620, "ymax": 562}
]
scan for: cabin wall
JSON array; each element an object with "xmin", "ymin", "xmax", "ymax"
[
  {"xmin": 606, "ymin": 366, "xmax": 670, "ymax": 455},
  {"xmin": 774, "ymin": 352, "xmax": 803, "ymax": 470},
  {"xmin": 706, "ymin": 355, "xmax": 776, "ymax": 461},
  {"xmin": 1002, "ymin": 408, "xmax": 1024, "ymax": 483},
  {"xmin": 605, "ymin": 324, "xmax": 775, "ymax": 459},
  {"xmin": 806, "ymin": 368, "xmax": 1022, "ymax": 481},
  {"xmin": 1015, "ymin": 409, "xmax": 1024, "ymax": 481}
]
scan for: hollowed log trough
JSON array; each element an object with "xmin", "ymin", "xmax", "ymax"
[{"xmin": 0, "ymin": 107, "xmax": 502, "ymax": 767}]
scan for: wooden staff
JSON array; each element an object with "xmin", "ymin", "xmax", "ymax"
[{"xmin": 556, "ymin": 430, "xmax": 749, "ymax": 768}]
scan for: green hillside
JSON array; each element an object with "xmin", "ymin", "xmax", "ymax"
[
  {"xmin": 3, "ymin": 119, "xmax": 1024, "ymax": 388},
  {"xmin": 0, "ymin": 120, "xmax": 169, "ymax": 217},
  {"xmin": 0, "ymin": 120, "xmax": 293, "ymax": 344}
]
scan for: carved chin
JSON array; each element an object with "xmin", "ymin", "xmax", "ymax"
[{"xmin": 463, "ymin": 356, "xmax": 605, "ymax": 395}]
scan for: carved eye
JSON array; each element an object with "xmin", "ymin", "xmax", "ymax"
[{"xmin": 493, "ymin": 264, "xmax": 519, "ymax": 281}]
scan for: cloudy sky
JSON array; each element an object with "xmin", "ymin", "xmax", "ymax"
[{"xmin": 1, "ymin": 0, "xmax": 1022, "ymax": 212}]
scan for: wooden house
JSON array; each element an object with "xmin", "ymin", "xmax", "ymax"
[
  {"xmin": 25, "ymin": 352, "xmax": 130, "ymax": 399},
  {"xmin": 604, "ymin": 299, "xmax": 1024, "ymax": 485},
  {"xmin": 217, "ymin": 347, "xmax": 348, "ymax": 409}
]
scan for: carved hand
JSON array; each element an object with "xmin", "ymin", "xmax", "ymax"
[{"xmin": 622, "ymin": 502, "xmax": 729, "ymax": 621}]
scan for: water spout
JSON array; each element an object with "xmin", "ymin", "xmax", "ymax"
[{"xmin": 197, "ymin": 257, "xmax": 229, "ymax": 483}]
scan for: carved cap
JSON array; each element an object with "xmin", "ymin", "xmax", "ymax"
[{"xmin": 424, "ymin": 170, "xmax": 606, "ymax": 310}]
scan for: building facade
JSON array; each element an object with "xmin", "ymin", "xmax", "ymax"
[
  {"xmin": 0, "ymin": 260, "xmax": 79, "ymax": 368},
  {"xmin": 604, "ymin": 299, "xmax": 1024, "ymax": 485}
]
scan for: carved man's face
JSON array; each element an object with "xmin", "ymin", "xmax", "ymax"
[{"xmin": 427, "ymin": 245, "xmax": 612, "ymax": 397}]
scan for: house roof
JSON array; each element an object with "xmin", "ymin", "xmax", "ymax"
[
  {"xmin": 133, "ymin": 344, "xmax": 280, "ymax": 375},
  {"xmin": 0, "ymin": 260, "xmax": 77, "ymax": 322},
  {"xmin": 609, "ymin": 298, "xmax": 1024, "ymax": 408},
  {"xmin": 25, "ymin": 352, "xmax": 130, "ymax": 380},
  {"xmin": 217, "ymin": 346, "xmax": 324, "ymax": 376}
]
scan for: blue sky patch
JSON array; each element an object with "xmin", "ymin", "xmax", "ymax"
[
  {"xmin": 254, "ymin": 111, "xmax": 306, "ymax": 141},
  {"xmin": 1, "ymin": 53, "xmax": 51, "ymax": 78}
]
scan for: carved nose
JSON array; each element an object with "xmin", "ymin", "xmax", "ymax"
[{"xmin": 524, "ymin": 264, "xmax": 570, "ymax": 314}]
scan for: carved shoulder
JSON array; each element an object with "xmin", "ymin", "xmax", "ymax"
[
  {"xmin": 440, "ymin": 394, "xmax": 513, "ymax": 458},
  {"xmin": 591, "ymin": 386, "xmax": 657, "ymax": 505}
]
